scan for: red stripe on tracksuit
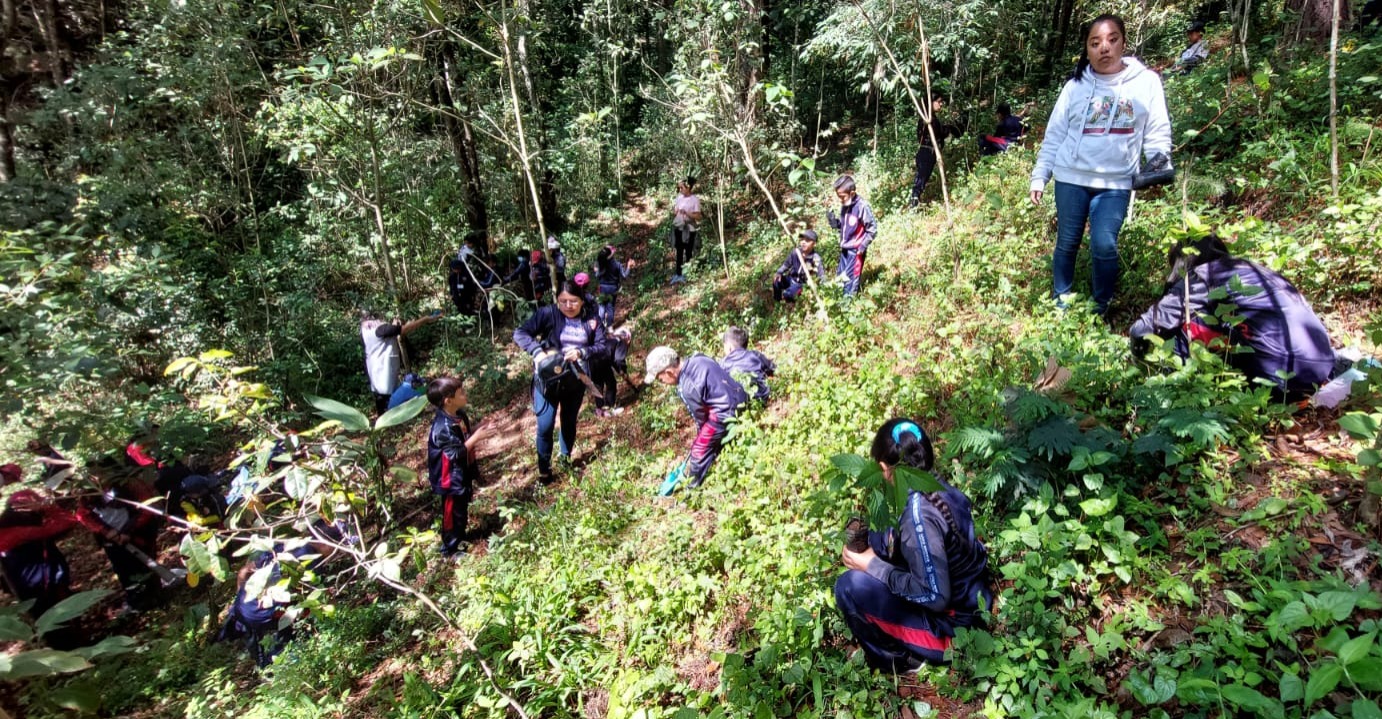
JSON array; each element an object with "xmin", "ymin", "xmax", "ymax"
[
  {"xmin": 690, "ymin": 410, "xmax": 720, "ymax": 462},
  {"xmin": 443, "ymin": 496, "xmax": 454, "ymax": 531},
  {"xmin": 865, "ymin": 612, "xmax": 952, "ymax": 652}
]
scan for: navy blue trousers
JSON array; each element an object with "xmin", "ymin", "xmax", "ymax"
[{"xmin": 833, "ymin": 531, "xmax": 956, "ymax": 671}]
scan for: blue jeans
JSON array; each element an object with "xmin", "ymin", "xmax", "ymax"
[
  {"xmin": 533, "ymin": 378, "xmax": 585, "ymax": 473},
  {"xmin": 597, "ymin": 284, "xmax": 618, "ymax": 327},
  {"xmin": 1052, "ymin": 181, "xmax": 1130, "ymax": 314}
]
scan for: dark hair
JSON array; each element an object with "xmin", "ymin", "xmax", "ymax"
[
  {"xmin": 1071, "ymin": 14, "xmax": 1127, "ymax": 81},
  {"xmin": 555, "ymin": 280, "xmax": 586, "ymax": 302},
  {"xmin": 681, "ymin": 176, "xmax": 697, "ymax": 190},
  {"xmin": 871, "ymin": 418, "xmax": 935, "ymax": 471},
  {"xmin": 997, "ymin": 102, "xmax": 1012, "ymax": 116},
  {"xmin": 449, "ymin": 259, "xmax": 464, "ymax": 270},
  {"xmin": 427, "ymin": 377, "xmax": 465, "ymax": 407},
  {"xmin": 723, "ymin": 326, "xmax": 748, "ymax": 350},
  {"xmin": 1166, "ymin": 233, "xmax": 1233, "ymax": 286},
  {"xmin": 833, "ymin": 175, "xmax": 857, "ymax": 194}
]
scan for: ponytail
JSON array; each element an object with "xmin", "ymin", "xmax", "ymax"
[{"xmin": 871, "ymin": 418, "xmax": 935, "ymax": 471}]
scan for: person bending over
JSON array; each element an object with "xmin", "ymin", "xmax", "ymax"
[
  {"xmin": 1129, "ymin": 233, "xmax": 1335, "ymax": 401},
  {"xmin": 719, "ymin": 326, "xmax": 776, "ymax": 403},
  {"xmin": 646, "ymin": 345, "xmax": 748, "ymax": 491}
]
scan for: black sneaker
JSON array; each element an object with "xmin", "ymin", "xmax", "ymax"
[{"xmin": 538, "ymin": 468, "xmax": 555, "ymax": 485}]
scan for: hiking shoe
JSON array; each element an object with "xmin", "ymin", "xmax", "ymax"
[
  {"xmin": 538, "ymin": 468, "xmax": 555, "ymax": 485},
  {"xmin": 609, "ymin": 407, "xmax": 625, "ymax": 416},
  {"xmin": 845, "ymin": 517, "xmax": 870, "ymax": 553},
  {"xmin": 593, "ymin": 408, "xmax": 609, "ymax": 418}
]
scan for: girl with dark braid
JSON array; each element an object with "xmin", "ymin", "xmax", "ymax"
[{"xmin": 835, "ymin": 418, "xmax": 994, "ymax": 672}]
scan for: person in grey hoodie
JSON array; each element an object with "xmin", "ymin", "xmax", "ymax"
[{"xmin": 1029, "ymin": 14, "xmax": 1172, "ymax": 316}]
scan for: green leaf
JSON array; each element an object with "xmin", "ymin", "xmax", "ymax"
[
  {"xmin": 1176, "ymin": 677, "xmax": 1219, "ymax": 705},
  {"xmin": 1316, "ymin": 591, "xmax": 1358, "ymax": 622},
  {"xmin": 1338, "ymin": 632, "xmax": 1375, "ymax": 666},
  {"xmin": 893, "ymin": 465, "xmax": 944, "ymax": 494},
  {"xmin": 1222, "ymin": 684, "xmax": 1280, "ymax": 717},
  {"xmin": 1279, "ymin": 672, "xmax": 1303, "ymax": 702},
  {"xmin": 1354, "ymin": 699, "xmax": 1382, "ymax": 719},
  {"xmin": 305, "ymin": 395, "xmax": 370, "ymax": 432},
  {"xmin": 1079, "ymin": 495, "xmax": 1118, "ymax": 517},
  {"xmin": 1359, "ymin": 448, "xmax": 1381, "ymax": 467},
  {"xmin": 1352, "ymin": 659, "xmax": 1382, "ymax": 690},
  {"xmin": 72, "ymin": 635, "xmax": 136, "ymax": 660},
  {"xmin": 1126, "ymin": 670, "xmax": 1177, "ymax": 705},
  {"xmin": 374, "ymin": 395, "xmax": 428, "ymax": 430},
  {"xmin": 1027, "ymin": 416, "xmax": 1081, "ymax": 458},
  {"xmin": 35, "ymin": 590, "xmax": 112, "ymax": 637},
  {"xmin": 0, "ymin": 614, "xmax": 34, "ymax": 642},
  {"xmin": 48, "ymin": 683, "xmax": 102, "ymax": 712},
  {"xmin": 1304, "ymin": 662, "xmax": 1343, "ymax": 705},
  {"xmin": 1339, "ymin": 412, "xmax": 1380, "ymax": 440},
  {"xmin": 830, "ymin": 454, "xmax": 873, "ymax": 480},
  {"xmin": 0, "ymin": 649, "xmax": 92, "ymax": 679},
  {"xmin": 1273, "ymin": 600, "xmax": 1312, "ymax": 636}
]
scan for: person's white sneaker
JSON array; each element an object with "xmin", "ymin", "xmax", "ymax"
[{"xmin": 609, "ymin": 407, "xmax": 625, "ymax": 416}]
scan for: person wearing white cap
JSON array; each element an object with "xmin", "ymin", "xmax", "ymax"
[
  {"xmin": 547, "ymin": 236, "xmax": 568, "ymax": 286},
  {"xmin": 645, "ymin": 345, "xmax": 747, "ymax": 491}
]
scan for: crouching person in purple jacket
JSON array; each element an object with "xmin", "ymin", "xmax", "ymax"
[
  {"xmin": 1129, "ymin": 234, "xmax": 1336, "ymax": 402},
  {"xmin": 835, "ymin": 419, "xmax": 994, "ymax": 673},
  {"xmin": 646, "ymin": 346, "xmax": 748, "ymax": 489}
]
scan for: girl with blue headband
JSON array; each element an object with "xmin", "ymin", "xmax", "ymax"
[{"xmin": 835, "ymin": 418, "xmax": 994, "ymax": 672}]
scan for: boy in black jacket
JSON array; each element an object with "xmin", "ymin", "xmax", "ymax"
[
  {"xmin": 426, "ymin": 377, "xmax": 490, "ymax": 559},
  {"xmin": 720, "ymin": 326, "xmax": 776, "ymax": 402},
  {"xmin": 772, "ymin": 229, "xmax": 826, "ymax": 302}
]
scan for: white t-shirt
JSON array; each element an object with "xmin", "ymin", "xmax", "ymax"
[{"xmin": 673, "ymin": 193, "xmax": 701, "ymax": 230}]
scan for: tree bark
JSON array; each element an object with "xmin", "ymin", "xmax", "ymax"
[
  {"xmin": 0, "ymin": 0, "xmax": 17, "ymax": 181},
  {"xmin": 439, "ymin": 45, "xmax": 490, "ymax": 247}
]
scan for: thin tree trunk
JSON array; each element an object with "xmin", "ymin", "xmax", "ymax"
[
  {"xmin": 35, "ymin": 0, "xmax": 66, "ymax": 85},
  {"xmin": 0, "ymin": 0, "xmax": 16, "ymax": 182},
  {"xmin": 439, "ymin": 46, "xmax": 489, "ymax": 244},
  {"xmin": 499, "ymin": 0, "xmax": 557, "ymax": 293},
  {"xmin": 1329, "ymin": 0, "xmax": 1341, "ymax": 198}
]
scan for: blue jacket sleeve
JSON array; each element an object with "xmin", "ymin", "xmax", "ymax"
[
  {"xmin": 513, "ymin": 307, "xmax": 552, "ymax": 356},
  {"xmin": 864, "ymin": 493, "xmax": 952, "ymax": 612}
]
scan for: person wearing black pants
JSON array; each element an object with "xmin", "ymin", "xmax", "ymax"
[
  {"xmin": 426, "ymin": 377, "xmax": 489, "ymax": 558},
  {"xmin": 670, "ymin": 177, "xmax": 702, "ymax": 284},
  {"xmin": 910, "ymin": 97, "xmax": 951, "ymax": 206}
]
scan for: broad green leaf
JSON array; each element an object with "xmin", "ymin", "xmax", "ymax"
[
  {"xmin": 893, "ymin": 465, "xmax": 944, "ymax": 494},
  {"xmin": 0, "ymin": 649, "xmax": 92, "ymax": 679},
  {"xmin": 1080, "ymin": 495, "xmax": 1118, "ymax": 517},
  {"xmin": 1316, "ymin": 591, "xmax": 1358, "ymax": 622},
  {"xmin": 1339, "ymin": 412, "xmax": 1380, "ymax": 440},
  {"xmin": 1222, "ymin": 684, "xmax": 1280, "ymax": 717},
  {"xmin": 1338, "ymin": 632, "xmax": 1375, "ymax": 665},
  {"xmin": 1279, "ymin": 672, "xmax": 1303, "ymax": 701},
  {"xmin": 1126, "ymin": 670, "xmax": 1176, "ymax": 705},
  {"xmin": 305, "ymin": 395, "xmax": 370, "ymax": 432},
  {"xmin": 1350, "ymin": 658, "xmax": 1382, "ymax": 691},
  {"xmin": 1354, "ymin": 699, "xmax": 1382, "ymax": 719},
  {"xmin": 1359, "ymin": 448, "xmax": 1381, "ymax": 467},
  {"xmin": 1176, "ymin": 677, "xmax": 1218, "ymax": 705},
  {"xmin": 374, "ymin": 395, "xmax": 428, "ymax": 430},
  {"xmin": 1304, "ymin": 662, "xmax": 1343, "ymax": 705},
  {"xmin": 830, "ymin": 453, "xmax": 872, "ymax": 479},
  {"xmin": 0, "ymin": 614, "xmax": 33, "ymax": 642},
  {"xmin": 1273, "ymin": 600, "xmax": 1312, "ymax": 635},
  {"xmin": 72, "ymin": 635, "xmax": 136, "ymax": 660},
  {"xmin": 49, "ymin": 683, "xmax": 102, "ymax": 712},
  {"xmin": 35, "ymin": 590, "xmax": 112, "ymax": 637}
]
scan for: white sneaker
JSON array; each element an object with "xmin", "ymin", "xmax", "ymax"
[{"xmin": 609, "ymin": 407, "xmax": 625, "ymax": 416}]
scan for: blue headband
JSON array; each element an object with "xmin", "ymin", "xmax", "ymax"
[{"xmin": 892, "ymin": 421, "xmax": 924, "ymax": 444}]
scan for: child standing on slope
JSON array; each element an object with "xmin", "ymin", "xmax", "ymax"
[{"xmin": 426, "ymin": 376, "xmax": 490, "ymax": 559}]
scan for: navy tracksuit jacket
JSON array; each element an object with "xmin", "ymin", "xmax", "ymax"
[
  {"xmin": 720, "ymin": 348, "xmax": 776, "ymax": 402},
  {"xmin": 676, "ymin": 354, "xmax": 748, "ymax": 486}
]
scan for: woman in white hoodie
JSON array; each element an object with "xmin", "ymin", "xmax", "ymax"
[{"xmin": 1029, "ymin": 14, "xmax": 1172, "ymax": 315}]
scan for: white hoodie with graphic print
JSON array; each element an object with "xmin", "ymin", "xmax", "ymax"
[{"xmin": 1029, "ymin": 57, "xmax": 1173, "ymax": 192}]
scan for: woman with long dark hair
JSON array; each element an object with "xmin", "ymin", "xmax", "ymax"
[
  {"xmin": 835, "ymin": 418, "xmax": 994, "ymax": 672},
  {"xmin": 1029, "ymin": 14, "xmax": 1173, "ymax": 315},
  {"xmin": 513, "ymin": 281, "xmax": 609, "ymax": 482},
  {"xmin": 670, "ymin": 177, "xmax": 701, "ymax": 284}
]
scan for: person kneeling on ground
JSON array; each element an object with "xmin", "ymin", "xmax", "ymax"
[
  {"xmin": 1129, "ymin": 233, "xmax": 1336, "ymax": 401},
  {"xmin": 218, "ymin": 521, "xmax": 342, "ymax": 667},
  {"xmin": 719, "ymin": 326, "xmax": 776, "ymax": 403},
  {"xmin": 772, "ymin": 229, "xmax": 826, "ymax": 303},
  {"xmin": 646, "ymin": 345, "xmax": 748, "ymax": 491},
  {"xmin": 0, "ymin": 464, "xmax": 81, "ymax": 648},
  {"xmin": 426, "ymin": 376, "xmax": 489, "ymax": 559},
  {"xmin": 978, "ymin": 103, "xmax": 1024, "ymax": 156},
  {"xmin": 835, "ymin": 419, "xmax": 994, "ymax": 673}
]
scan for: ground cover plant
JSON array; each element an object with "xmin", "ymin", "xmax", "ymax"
[{"xmin": 1, "ymin": 0, "xmax": 1381, "ymax": 717}]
